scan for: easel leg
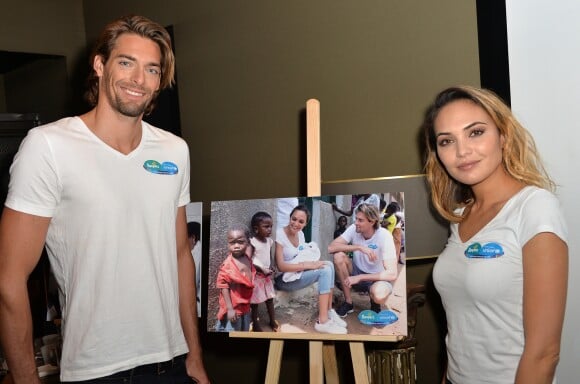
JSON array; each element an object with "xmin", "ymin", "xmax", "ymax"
[
  {"xmin": 265, "ymin": 340, "xmax": 284, "ymax": 384},
  {"xmin": 309, "ymin": 341, "xmax": 324, "ymax": 384},
  {"xmin": 350, "ymin": 342, "xmax": 370, "ymax": 384},
  {"xmin": 322, "ymin": 342, "xmax": 339, "ymax": 384}
]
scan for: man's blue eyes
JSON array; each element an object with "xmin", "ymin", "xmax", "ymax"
[{"xmin": 118, "ymin": 61, "xmax": 160, "ymax": 75}]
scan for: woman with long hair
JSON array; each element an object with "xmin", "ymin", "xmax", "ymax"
[{"xmin": 423, "ymin": 85, "xmax": 568, "ymax": 383}]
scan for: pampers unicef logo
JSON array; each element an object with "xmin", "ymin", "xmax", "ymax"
[
  {"xmin": 358, "ymin": 309, "xmax": 398, "ymax": 326},
  {"xmin": 143, "ymin": 160, "xmax": 179, "ymax": 175},
  {"xmin": 464, "ymin": 242, "xmax": 505, "ymax": 259}
]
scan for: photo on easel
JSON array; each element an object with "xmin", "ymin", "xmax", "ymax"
[
  {"xmin": 186, "ymin": 202, "xmax": 203, "ymax": 318},
  {"xmin": 206, "ymin": 193, "xmax": 407, "ymax": 339}
]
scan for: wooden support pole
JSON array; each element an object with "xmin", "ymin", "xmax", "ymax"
[
  {"xmin": 306, "ymin": 99, "xmax": 321, "ymax": 196},
  {"xmin": 350, "ymin": 342, "xmax": 370, "ymax": 384},
  {"xmin": 264, "ymin": 340, "xmax": 284, "ymax": 383}
]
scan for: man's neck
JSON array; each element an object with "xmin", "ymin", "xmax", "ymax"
[
  {"xmin": 80, "ymin": 107, "xmax": 143, "ymax": 155},
  {"xmin": 362, "ymin": 228, "xmax": 376, "ymax": 240}
]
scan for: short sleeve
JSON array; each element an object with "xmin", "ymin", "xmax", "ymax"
[
  {"xmin": 378, "ymin": 228, "xmax": 397, "ymax": 262},
  {"xmin": 215, "ymin": 261, "xmax": 231, "ymax": 289},
  {"xmin": 518, "ymin": 189, "xmax": 568, "ymax": 246},
  {"xmin": 5, "ymin": 128, "xmax": 60, "ymax": 217},
  {"xmin": 176, "ymin": 138, "xmax": 191, "ymax": 208},
  {"xmin": 340, "ymin": 224, "xmax": 356, "ymax": 243}
]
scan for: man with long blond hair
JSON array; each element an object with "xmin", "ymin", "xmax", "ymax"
[
  {"xmin": 329, "ymin": 203, "xmax": 398, "ymax": 317},
  {"xmin": 0, "ymin": 15, "xmax": 209, "ymax": 383}
]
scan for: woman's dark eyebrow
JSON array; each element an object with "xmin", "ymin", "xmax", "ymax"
[{"xmin": 436, "ymin": 121, "xmax": 487, "ymax": 137}]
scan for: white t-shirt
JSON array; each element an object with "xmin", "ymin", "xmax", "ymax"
[
  {"xmin": 6, "ymin": 117, "xmax": 190, "ymax": 381},
  {"xmin": 275, "ymin": 227, "xmax": 305, "ymax": 262},
  {"xmin": 339, "ymin": 224, "xmax": 396, "ymax": 274},
  {"xmin": 433, "ymin": 186, "xmax": 567, "ymax": 384}
]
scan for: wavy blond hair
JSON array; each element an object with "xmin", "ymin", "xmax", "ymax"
[
  {"xmin": 422, "ymin": 85, "xmax": 555, "ymax": 222},
  {"xmin": 355, "ymin": 203, "xmax": 381, "ymax": 230}
]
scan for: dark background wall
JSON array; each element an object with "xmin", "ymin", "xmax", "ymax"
[{"xmin": 0, "ymin": 1, "xmax": 503, "ymax": 382}]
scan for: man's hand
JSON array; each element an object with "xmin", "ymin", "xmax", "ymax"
[
  {"xmin": 185, "ymin": 353, "xmax": 210, "ymax": 384},
  {"xmin": 344, "ymin": 275, "xmax": 361, "ymax": 288},
  {"xmin": 360, "ymin": 246, "xmax": 378, "ymax": 262}
]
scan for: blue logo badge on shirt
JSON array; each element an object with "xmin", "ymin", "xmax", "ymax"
[
  {"xmin": 368, "ymin": 244, "xmax": 378, "ymax": 250},
  {"xmin": 464, "ymin": 242, "xmax": 504, "ymax": 258},
  {"xmin": 143, "ymin": 160, "xmax": 179, "ymax": 175}
]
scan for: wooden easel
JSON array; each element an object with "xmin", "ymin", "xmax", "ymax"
[
  {"xmin": 271, "ymin": 99, "xmax": 368, "ymax": 383},
  {"xmin": 232, "ymin": 99, "xmax": 398, "ymax": 383},
  {"xmin": 302, "ymin": 99, "xmax": 368, "ymax": 384}
]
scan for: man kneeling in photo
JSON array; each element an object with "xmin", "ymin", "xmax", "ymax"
[{"xmin": 329, "ymin": 203, "xmax": 398, "ymax": 317}]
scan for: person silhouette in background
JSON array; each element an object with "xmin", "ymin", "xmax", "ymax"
[{"xmin": 333, "ymin": 215, "xmax": 348, "ymax": 239}]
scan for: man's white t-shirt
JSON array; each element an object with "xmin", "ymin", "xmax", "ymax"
[
  {"xmin": 339, "ymin": 224, "xmax": 396, "ymax": 273},
  {"xmin": 6, "ymin": 117, "xmax": 190, "ymax": 381}
]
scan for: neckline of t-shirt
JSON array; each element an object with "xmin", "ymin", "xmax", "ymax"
[
  {"xmin": 456, "ymin": 185, "xmax": 536, "ymax": 244},
  {"xmin": 74, "ymin": 116, "xmax": 146, "ymax": 159}
]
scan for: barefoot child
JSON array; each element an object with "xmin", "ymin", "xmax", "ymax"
[
  {"xmin": 215, "ymin": 226, "xmax": 255, "ymax": 332},
  {"xmin": 249, "ymin": 212, "xmax": 279, "ymax": 332}
]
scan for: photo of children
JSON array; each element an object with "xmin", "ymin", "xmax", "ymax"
[{"xmin": 207, "ymin": 193, "xmax": 407, "ymax": 338}]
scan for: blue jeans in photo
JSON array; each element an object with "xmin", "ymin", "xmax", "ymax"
[
  {"xmin": 274, "ymin": 260, "xmax": 334, "ymax": 294},
  {"xmin": 214, "ymin": 312, "xmax": 251, "ymax": 332}
]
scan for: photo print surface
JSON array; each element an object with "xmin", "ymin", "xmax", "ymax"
[
  {"xmin": 207, "ymin": 193, "xmax": 407, "ymax": 339},
  {"xmin": 186, "ymin": 202, "xmax": 203, "ymax": 318}
]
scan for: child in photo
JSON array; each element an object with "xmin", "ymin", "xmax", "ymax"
[
  {"xmin": 215, "ymin": 226, "xmax": 255, "ymax": 332},
  {"xmin": 333, "ymin": 215, "xmax": 348, "ymax": 239},
  {"xmin": 249, "ymin": 212, "xmax": 279, "ymax": 332}
]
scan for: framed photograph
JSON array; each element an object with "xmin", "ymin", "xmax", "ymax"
[{"xmin": 207, "ymin": 193, "xmax": 407, "ymax": 341}]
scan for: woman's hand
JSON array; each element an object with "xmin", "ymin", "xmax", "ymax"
[{"xmin": 302, "ymin": 261, "xmax": 324, "ymax": 270}]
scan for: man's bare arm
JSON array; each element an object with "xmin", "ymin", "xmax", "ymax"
[
  {"xmin": 0, "ymin": 208, "xmax": 50, "ymax": 384},
  {"xmin": 175, "ymin": 207, "xmax": 210, "ymax": 384}
]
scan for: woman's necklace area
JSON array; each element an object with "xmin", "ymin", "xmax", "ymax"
[{"xmin": 285, "ymin": 226, "xmax": 299, "ymax": 245}]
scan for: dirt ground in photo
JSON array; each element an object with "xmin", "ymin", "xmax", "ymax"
[{"xmin": 249, "ymin": 264, "xmax": 407, "ymax": 337}]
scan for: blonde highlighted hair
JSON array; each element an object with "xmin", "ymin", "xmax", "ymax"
[
  {"xmin": 355, "ymin": 203, "xmax": 381, "ymax": 230},
  {"xmin": 422, "ymin": 85, "xmax": 555, "ymax": 222}
]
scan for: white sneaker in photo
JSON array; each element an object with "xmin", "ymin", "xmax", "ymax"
[
  {"xmin": 314, "ymin": 319, "xmax": 347, "ymax": 334},
  {"xmin": 328, "ymin": 309, "xmax": 347, "ymax": 328}
]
